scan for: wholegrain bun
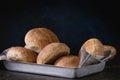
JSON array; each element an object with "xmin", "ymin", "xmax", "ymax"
[
  {"xmin": 6, "ymin": 46, "xmax": 37, "ymax": 63},
  {"xmin": 103, "ymin": 45, "xmax": 116, "ymax": 60},
  {"xmin": 24, "ymin": 28, "xmax": 59, "ymax": 53},
  {"xmin": 54, "ymin": 55, "xmax": 79, "ymax": 68},
  {"xmin": 78, "ymin": 38, "xmax": 104, "ymax": 59},
  {"xmin": 37, "ymin": 42, "xmax": 70, "ymax": 64}
]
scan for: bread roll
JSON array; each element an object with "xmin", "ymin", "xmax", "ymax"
[
  {"xmin": 24, "ymin": 28, "xmax": 59, "ymax": 53},
  {"xmin": 37, "ymin": 42, "xmax": 70, "ymax": 64},
  {"xmin": 54, "ymin": 55, "xmax": 79, "ymax": 68},
  {"xmin": 78, "ymin": 38, "xmax": 104, "ymax": 59},
  {"xmin": 104, "ymin": 45, "xmax": 116, "ymax": 60},
  {"xmin": 6, "ymin": 46, "xmax": 37, "ymax": 63}
]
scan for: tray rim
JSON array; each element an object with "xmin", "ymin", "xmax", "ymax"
[
  {"xmin": 3, "ymin": 60, "xmax": 105, "ymax": 69},
  {"xmin": 3, "ymin": 60, "xmax": 106, "ymax": 78}
]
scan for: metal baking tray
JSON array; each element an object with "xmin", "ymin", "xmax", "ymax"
[{"xmin": 3, "ymin": 60, "xmax": 106, "ymax": 78}]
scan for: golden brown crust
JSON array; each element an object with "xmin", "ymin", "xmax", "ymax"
[
  {"xmin": 78, "ymin": 38, "xmax": 104, "ymax": 58},
  {"xmin": 103, "ymin": 45, "xmax": 116, "ymax": 60},
  {"xmin": 54, "ymin": 55, "xmax": 79, "ymax": 68},
  {"xmin": 24, "ymin": 45, "xmax": 40, "ymax": 53},
  {"xmin": 6, "ymin": 46, "xmax": 38, "ymax": 63},
  {"xmin": 24, "ymin": 28, "xmax": 60, "ymax": 53},
  {"xmin": 37, "ymin": 42, "xmax": 70, "ymax": 64}
]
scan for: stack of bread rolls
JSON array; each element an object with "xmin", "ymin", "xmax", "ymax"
[{"xmin": 2, "ymin": 27, "xmax": 117, "ymax": 68}]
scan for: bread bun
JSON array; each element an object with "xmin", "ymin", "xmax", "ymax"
[
  {"xmin": 6, "ymin": 46, "xmax": 37, "ymax": 63},
  {"xmin": 103, "ymin": 45, "xmax": 116, "ymax": 60},
  {"xmin": 78, "ymin": 38, "xmax": 104, "ymax": 59},
  {"xmin": 37, "ymin": 42, "xmax": 70, "ymax": 64},
  {"xmin": 54, "ymin": 55, "xmax": 79, "ymax": 68},
  {"xmin": 24, "ymin": 28, "xmax": 59, "ymax": 53}
]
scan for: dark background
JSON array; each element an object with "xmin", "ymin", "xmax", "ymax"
[{"xmin": 0, "ymin": 0, "xmax": 119, "ymax": 66}]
